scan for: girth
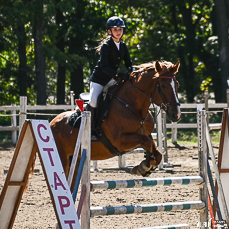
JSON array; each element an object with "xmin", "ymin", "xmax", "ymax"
[{"xmin": 96, "ymin": 127, "xmax": 127, "ymax": 156}]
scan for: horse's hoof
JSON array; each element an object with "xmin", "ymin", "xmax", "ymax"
[
  {"xmin": 131, "ymin": 160, "xmax": 155, "ymax": 177},
  {"xmin": 144, "ymin": 166, "xmax": 157, "ymax": 177},
  {"xmin": 130, "ymin": 166, "xmax": 142, "ymax": 176}
]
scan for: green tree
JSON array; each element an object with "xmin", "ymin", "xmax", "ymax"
[
  {"xmin": 213, "ymin": 0, "xmax": 229, "ymax": 102},
  {"xmin": 0, "ymin": 0, "xmax": 228, "ymax": 106}
]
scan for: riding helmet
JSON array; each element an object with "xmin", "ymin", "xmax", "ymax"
[{"xmin": 106, "ymin": 16, "xmax": 125, "ymax": 30}]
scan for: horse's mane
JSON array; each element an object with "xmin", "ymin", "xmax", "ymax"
[{"xmin": 131, "ymin": 60, "xmax": 174, "ymax": 77}]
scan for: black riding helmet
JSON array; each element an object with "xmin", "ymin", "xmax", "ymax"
[{"xmin": 106, "ymin": 16, "xmax": 125, "ymax": 30}]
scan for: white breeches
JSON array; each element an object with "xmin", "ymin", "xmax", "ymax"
[{"xmin": 89, "ymin": 79, "xmax": 117, "ymax": 108}]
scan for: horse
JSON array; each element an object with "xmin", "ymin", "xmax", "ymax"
[{"xmin": 50, "ymin": 60, "xmax": 181, "ymax": 190}]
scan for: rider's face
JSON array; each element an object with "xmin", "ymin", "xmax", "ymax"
[{"xmin": 108, "ymin": 27, "xmax": 123, "ymax": 41}]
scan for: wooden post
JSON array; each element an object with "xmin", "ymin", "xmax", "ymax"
[
  {"xmin": 227, "ymin": 80, "xmax": 229, "ymax": 108},
  {"xmin": 118, "ymin": 155, "xmax": 126, "ymax": 168},
  {"xmin": 197, "ymin": 110, "xmax": 208, "ymax": 227},
  {"xmin": 156, "ymin": 106, "xmax": 164, "ymax": 170},
  {"xmin": 70, "ymin": 91, "xmax": 75, "ymax": 110},
  {"xmin": 227, "ymin": 89, "xmax": 229, "ymax": 108},
  {"xmin": 204, "ymin": 90, "xmax": 209, "ymax": 128},
  {"xmin": 11, "ymin": 104, "xmax": 17, "ymax": 145},
  {"xmin": 19, "ymin": 97, "xmax": 27, "ymax": 134},
  {"xmin": 162, "ymin": 110, "xmax": 168, "ymax": 163},
  {"xmin": 171, "ymin": 127, "xmax": 177, "ymax": 144},
  {"xmin": 93, "ymin": 161, "xmax": 98, "ymax": 171},
  {"xmin": 81, "ymin": 111, "xmax": 91, "ymax": 229},
  {"xmin": 68, "ymin": 112, "xmax": 86, "ymax": 187}
]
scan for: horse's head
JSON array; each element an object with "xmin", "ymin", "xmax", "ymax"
[
  {"xmin": 130, "ymin": 60, "xmax": 181, "ymax": 122},
  {"xmin": 152, "ymin": 60, "xmax": 181, "ymax": 122}
]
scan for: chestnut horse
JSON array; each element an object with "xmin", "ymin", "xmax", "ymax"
[{"xmin": 50, "ymin": 60, "xmax": 181, "ymax": 188}]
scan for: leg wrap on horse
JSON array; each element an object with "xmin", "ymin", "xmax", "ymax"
[
  {"xmin": 131, "ymin": 151, "xmax": 157, "ymax": 177},
  {"xmin": 144, "ymin": 150, "xmax": 156, "ymax": 167}
]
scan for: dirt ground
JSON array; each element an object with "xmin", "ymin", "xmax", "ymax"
[{"xmin": 0, "ymin": 143, "xmax": 216, "ymax": 229}]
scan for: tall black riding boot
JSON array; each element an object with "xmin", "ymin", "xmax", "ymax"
[{"xmin": 86, "ymin": 104, "xmax": 97, "ymax": 140}]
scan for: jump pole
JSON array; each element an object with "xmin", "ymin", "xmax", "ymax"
[
  {"xmin": 88, "ymin": 175, "xmax": 206, "ymax": 228},
  {"xmin": 90, "ymin": 201, "xmax": 205, "ymax": 217},
  {"xmin": 137, "ymin": 225, "xmax": 189, "ymax": 229},
  {"xmin": 90, "ymin": 176, "xmax": 203, "ymax": 191}
]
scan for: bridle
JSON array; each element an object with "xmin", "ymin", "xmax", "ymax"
[
  {"xmin": 155, "ymin": 75, "xmax": 180, "ymax": 111},
  {"xmin": 129, "ymin": 74, "xmax": 180, "ymax": 112}
]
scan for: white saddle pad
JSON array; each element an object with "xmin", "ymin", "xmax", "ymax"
[{"xmin": 79, "ymin": 92, "xmax": 90, "ymax": 101}]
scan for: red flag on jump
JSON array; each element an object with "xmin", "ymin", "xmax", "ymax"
[{"xmin": 75, "ymin": 100, "xmax": 84, "ymax": 112}]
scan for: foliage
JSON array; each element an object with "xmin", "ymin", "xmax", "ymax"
[{"xmin": 0, "ymin": 0, "xmax": 227, "ymax": 105}]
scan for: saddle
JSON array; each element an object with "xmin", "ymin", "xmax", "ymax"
[
  {"xmin": 68, "ymin": 83, "xmax": 127, "ymax": 156},
  {"xmin": 68, "ymin": 89, "xmax": 111, "ymax": 129}
]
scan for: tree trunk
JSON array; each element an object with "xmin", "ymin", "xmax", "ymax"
[
  {"xmin": 57, "ymin": 65, "xmax": 66, "ymax": 104},
  {"xmin": 67, "ymin": 2, "xmax": 86, "ymax": 100},
  {"xmin": 56, "ymin": 3, "xmax": 66, "ymax": 104},
  {"xmin": 178, "ymin": 3, "xmax": 196, "ymax": 102},
  {"xmin": 17, "ymin": 24, "xmax": 27, "ymax": 97},
  {"xmin": 214, "ymin": 0, "xmax": 229, "ymax": 102},
  {"xmin": 34, "ymin": 0, "xmax": 46, "ymax": 105},
  {"xmin": 70, "ymin": 65, "xmax": 84, "ymax": 100},
  {"xmin": 170, "ymin": 5, "xmax": 188, "ymax": 99},
  {"xmin": 69, "ymin": 36, "xmax": 84, "ymax": 100}
]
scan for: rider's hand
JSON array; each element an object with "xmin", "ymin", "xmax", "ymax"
[
  {"xmin": 116, "ymin": 73, "xmax": 129, "ymax": 82},
  {"xmin": 122, "ymin": 73, "xmax": 130, "ymax": 81},
  {"xmin": 116, "ymin": 73, "xmax": 125, "ymax": 79}
]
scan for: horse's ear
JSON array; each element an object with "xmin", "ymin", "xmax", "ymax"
[
  {"xmin": 155, "ymin": 60, "xmax": 162, "ymax": 73},
  {"xmin": 171, "ymin": 61, "xmax": 180, "ymax": 74}
]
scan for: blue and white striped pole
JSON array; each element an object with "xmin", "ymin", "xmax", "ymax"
[
  {"xmin": 91, "ymin": 176, "xmax": 203, "ymax": 191},
  {"xmin": 137, "ymin": 224, "xmax": 189, "ymax": 229},
  {"xmin": 90, "ymin": 200, "xmax": 205, "ymax": 217}
]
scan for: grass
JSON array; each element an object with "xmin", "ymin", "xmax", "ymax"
[
  {"xmin": 166, "ymin": 129, "xmax": 221, "ymax": 147},
  {"xmin": 0, "ymin": 132, "xmax": 13, "ymax": 145}
]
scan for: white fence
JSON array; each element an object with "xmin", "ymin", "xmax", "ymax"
[
  {"xmin": 0, "ymin": 90, "xmax": 229, "ymax": 145},
  {"xmin": 0, "ymin": 92, "xmax": 75, "ymax": 144}
]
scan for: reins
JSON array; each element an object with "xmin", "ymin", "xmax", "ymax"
[{"xmin": 108, "ymin": 70, "xmax": 180, "ymax": 134}]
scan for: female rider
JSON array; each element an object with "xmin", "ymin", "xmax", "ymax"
[{"xmin": 87, "ymin": 16, "xmax": 133, "ymax": 139}]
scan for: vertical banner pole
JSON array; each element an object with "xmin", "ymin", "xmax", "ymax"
[
  {"xmin": 81, "ymin": 111, "xmax": 91, "ymax": 229},
  {"xmin": 197, "ymin": 110, "xmax": 208, "ymax": 227}
]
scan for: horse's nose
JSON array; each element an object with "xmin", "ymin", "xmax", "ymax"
[
  {"xmin": 172, "ymin": 109, "xmax": 181, "ymax": 122},
  {"xmin": 170, "ymin": 106, "xmax": 181, "ymax": 122},
  {"xmin": 172, "ymin": 113, "xmax": 181, "ymax": 122}
]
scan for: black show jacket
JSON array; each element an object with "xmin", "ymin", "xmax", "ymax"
[{"xmin": 90, "ymin": 37, "xmax": 132, "ymax": 86}]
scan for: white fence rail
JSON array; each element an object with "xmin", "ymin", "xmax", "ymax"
[
  {"xmin": 0, "ymin": 92, "xmax": 76, "ymax": 144},
  {"xmin": 166, "ymin": 89, "xmax": 229, "ymax": 143},
  {"xmin": 0, "ymin": 90, "xmax": 229, "ymax": 145}
]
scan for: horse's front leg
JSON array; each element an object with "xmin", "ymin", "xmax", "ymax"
[
  {"xmin": 131, "ymin": 139, "xmax": 162, "ymax": 177},
  {"xmin": 116, "ymin": 134, "xmax": 162, "ymax": 177}
]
